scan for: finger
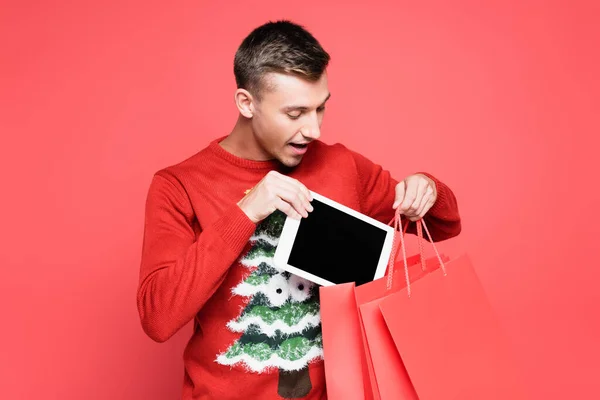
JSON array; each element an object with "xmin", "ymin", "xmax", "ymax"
[
  {"xmin": 289, "ymin": 181, "xmax": 314, "ymax": 212},
  {"xmin": 393, "ymin": 180, "xmax": 406, "ymax": 209},
  {"xmin": 416, "ymin": 198, "xmax": 435, "ymax": 221},
  {"xmin": 276, "ymin": 185, "xmax": 311, "ymax": 218},
  {"xmin": 414, "ymin": 187, "xmax": 434, "ymax": 217},
  {"xmin": 275, "ymin": 174, "xmax": 313, "ymax": 210},
  {"xmin": 280, "ymin": 180, "xmax": 313, "ymax": 215},
  {"xmin": 408, "ymin": 179, "xmax": 428, "ymax": 216},
  {"xmin": 276, "ymin": 197, "xmax": 303, "ymax": 220},
  {"xmin": 410, "ymin": 197, "xmax": 431, "ymax": 221},
  {"xmin": 400, "ymin": 178, "xmax": 424, "ymax": 215},
  {"xmin": 292, "ymin": 180, "xmax": 313, "ymax": 205},
  {"xmin": 409, "ymin": 179, "xmax": 429, "ymax": 216}
]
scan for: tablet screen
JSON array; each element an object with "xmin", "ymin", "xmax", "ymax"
[{"xmin": 286, "ymin": 198, "xmax": 388, "ymax": 286}]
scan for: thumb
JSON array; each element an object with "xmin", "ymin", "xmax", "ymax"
[{"xmin": 393, "ymin": 180, "xmax": 406, "ymax": 209}]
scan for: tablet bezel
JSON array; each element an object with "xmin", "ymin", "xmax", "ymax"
[{"xmin": 273, "ymin": 190, "xmax": 395, "ymax": 286}]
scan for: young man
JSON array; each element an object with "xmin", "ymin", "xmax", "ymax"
[{"xmin": 137, "ymin": 20, "xmax": 461, "ymax": 400}]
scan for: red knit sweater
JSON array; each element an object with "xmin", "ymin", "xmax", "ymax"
[{"xmin": 137, "ymin": 137, "xmax": 461, "ymax": 399}]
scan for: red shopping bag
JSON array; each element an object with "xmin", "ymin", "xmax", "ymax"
[
  {"xmin": 320, "ymin": 214, "xmax": 448, "ymax": 400},
  {"xmin": 354, "ymin": 217, "xmax": 449, "ymax": 400},
  {"xmin": 319, "ymin": 281, "xmax": 367, "ymax": 400},
  {"xmin": 379, "ymin": 223, "xmax": 525, "ymax": 399},
  {"xmin": 320, "ymin": 252, "xmax": 429, "ymax": 400}
]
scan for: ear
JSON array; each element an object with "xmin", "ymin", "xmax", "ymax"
[{"xmin": 234, "ymin": 88, "xmax": 255, "ymax": 118}]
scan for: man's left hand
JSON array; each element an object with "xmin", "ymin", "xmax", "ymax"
[{"xmin": 393, "ymin": 174, "xmax": 438, "ymax": 221}]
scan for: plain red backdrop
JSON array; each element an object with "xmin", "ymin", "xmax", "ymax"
[{"xmin": 1, "ymin": 1, "xmax": 598, "ymax": 399}]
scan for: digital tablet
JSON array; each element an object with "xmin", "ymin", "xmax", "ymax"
[{"xmin": 273, "ymin": 191, "xmax": 395, "ymax": 287}]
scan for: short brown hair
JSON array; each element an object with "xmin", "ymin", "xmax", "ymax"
[{"xmin": 234, "ymin": 20, "xmax": 331, "ymax": 99}]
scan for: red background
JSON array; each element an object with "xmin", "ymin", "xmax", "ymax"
[{"xmin": 1, "ymin": 1, "xmax": 598, "ymax": 399}]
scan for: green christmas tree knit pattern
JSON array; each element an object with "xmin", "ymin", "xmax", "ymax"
[{"xmin": 216, "ymin": 211, "xmax": 324, "ymax": 373}]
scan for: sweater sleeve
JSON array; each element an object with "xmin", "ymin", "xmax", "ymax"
[
  {"xmin": 348, "ymin": 148, "xmax": 461, "ymax": 242},
  {"xmin": 136, "ymin": 173, "xmax": 257, "ymax": 343}
]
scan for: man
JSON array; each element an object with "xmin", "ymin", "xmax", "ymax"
[{"xmin": 137, "ymin": 20, "xmax": 460, "ymax": 400}]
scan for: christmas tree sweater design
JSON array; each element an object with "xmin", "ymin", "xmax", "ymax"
[{"xmin": 216, "ymin": 211, "xmax": 323, "ymax": 376}]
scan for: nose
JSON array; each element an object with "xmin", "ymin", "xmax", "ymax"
[{"xmin": 300, "ymin": 112, "xmax": 321, "ymax": 140}]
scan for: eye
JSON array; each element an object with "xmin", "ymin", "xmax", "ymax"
[
  {"xmin": 287, "ymin": 112, "xmax": 302, "ymax": 120},
  {"xmin": 317, "ymin": 106, "xmax": 326, "ymax": 113}
]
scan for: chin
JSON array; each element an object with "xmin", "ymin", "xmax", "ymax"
[{"xmin": 279, "ymin": 156, "xmax": 303, "ymax": 168}]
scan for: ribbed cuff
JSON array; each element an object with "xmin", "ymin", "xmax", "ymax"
[{"xmin": 213, "ymin": 203, "xmax": 257, "ymax": 255}]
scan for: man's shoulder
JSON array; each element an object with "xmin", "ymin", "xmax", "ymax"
[
  {"xmin": 152, "ymin": 139, "xmax": 217, "ymax": 185},
  {"xmin": 308, "ymin": 140, "xmax": 358, "ymax": 165},
  {"xmin": 310, "ymin": 140, "xmax": 353, "ymax": 157}
]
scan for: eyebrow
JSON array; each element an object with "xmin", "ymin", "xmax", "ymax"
[{"xmin": 283, "ymin": 93, "xmax": 332, "ymax": 112}]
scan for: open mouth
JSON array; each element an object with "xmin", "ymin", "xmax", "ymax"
[
  {"xmin": 288, "ymin": 142, "xmax": 309, "ymax": 155},
  {"xmin": 289, "ymin": 143, "xmax": 308, "ymax": 150}
]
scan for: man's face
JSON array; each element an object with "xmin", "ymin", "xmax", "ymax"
[{"xmin": 250, "ymin": 72, "xmax": 330, "ymax": 168}]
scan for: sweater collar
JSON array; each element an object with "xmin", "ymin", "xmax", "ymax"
[{"xmin": 208, "ymin": 136, "xmax": 281, "ymax": 170}]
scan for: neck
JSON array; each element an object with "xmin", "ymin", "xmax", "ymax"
[{"xmin": 220, "ymin": 115, "xmax": 271, "ymax": 161}]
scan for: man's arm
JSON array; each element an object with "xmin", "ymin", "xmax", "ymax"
[
  {"xmin": 136, "ymin": 173, "xmax": 256, "ymax": 342},
  {"xmin": 348, "ymin": 148, "xmax": 461, "ymax": 242}
]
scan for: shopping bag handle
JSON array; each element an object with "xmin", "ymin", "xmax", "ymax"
[
  {"xmin": 388, "ymin": 215, "xmax": 428, "ymax": 273},
  {"xmin": 386, "ymin": 207, "xmax": 447, "ymax": 296}
]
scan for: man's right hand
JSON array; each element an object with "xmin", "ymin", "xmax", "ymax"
[{"xmin": 237, "ymin": 171, "xmax": 314, "ymax": 224}]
